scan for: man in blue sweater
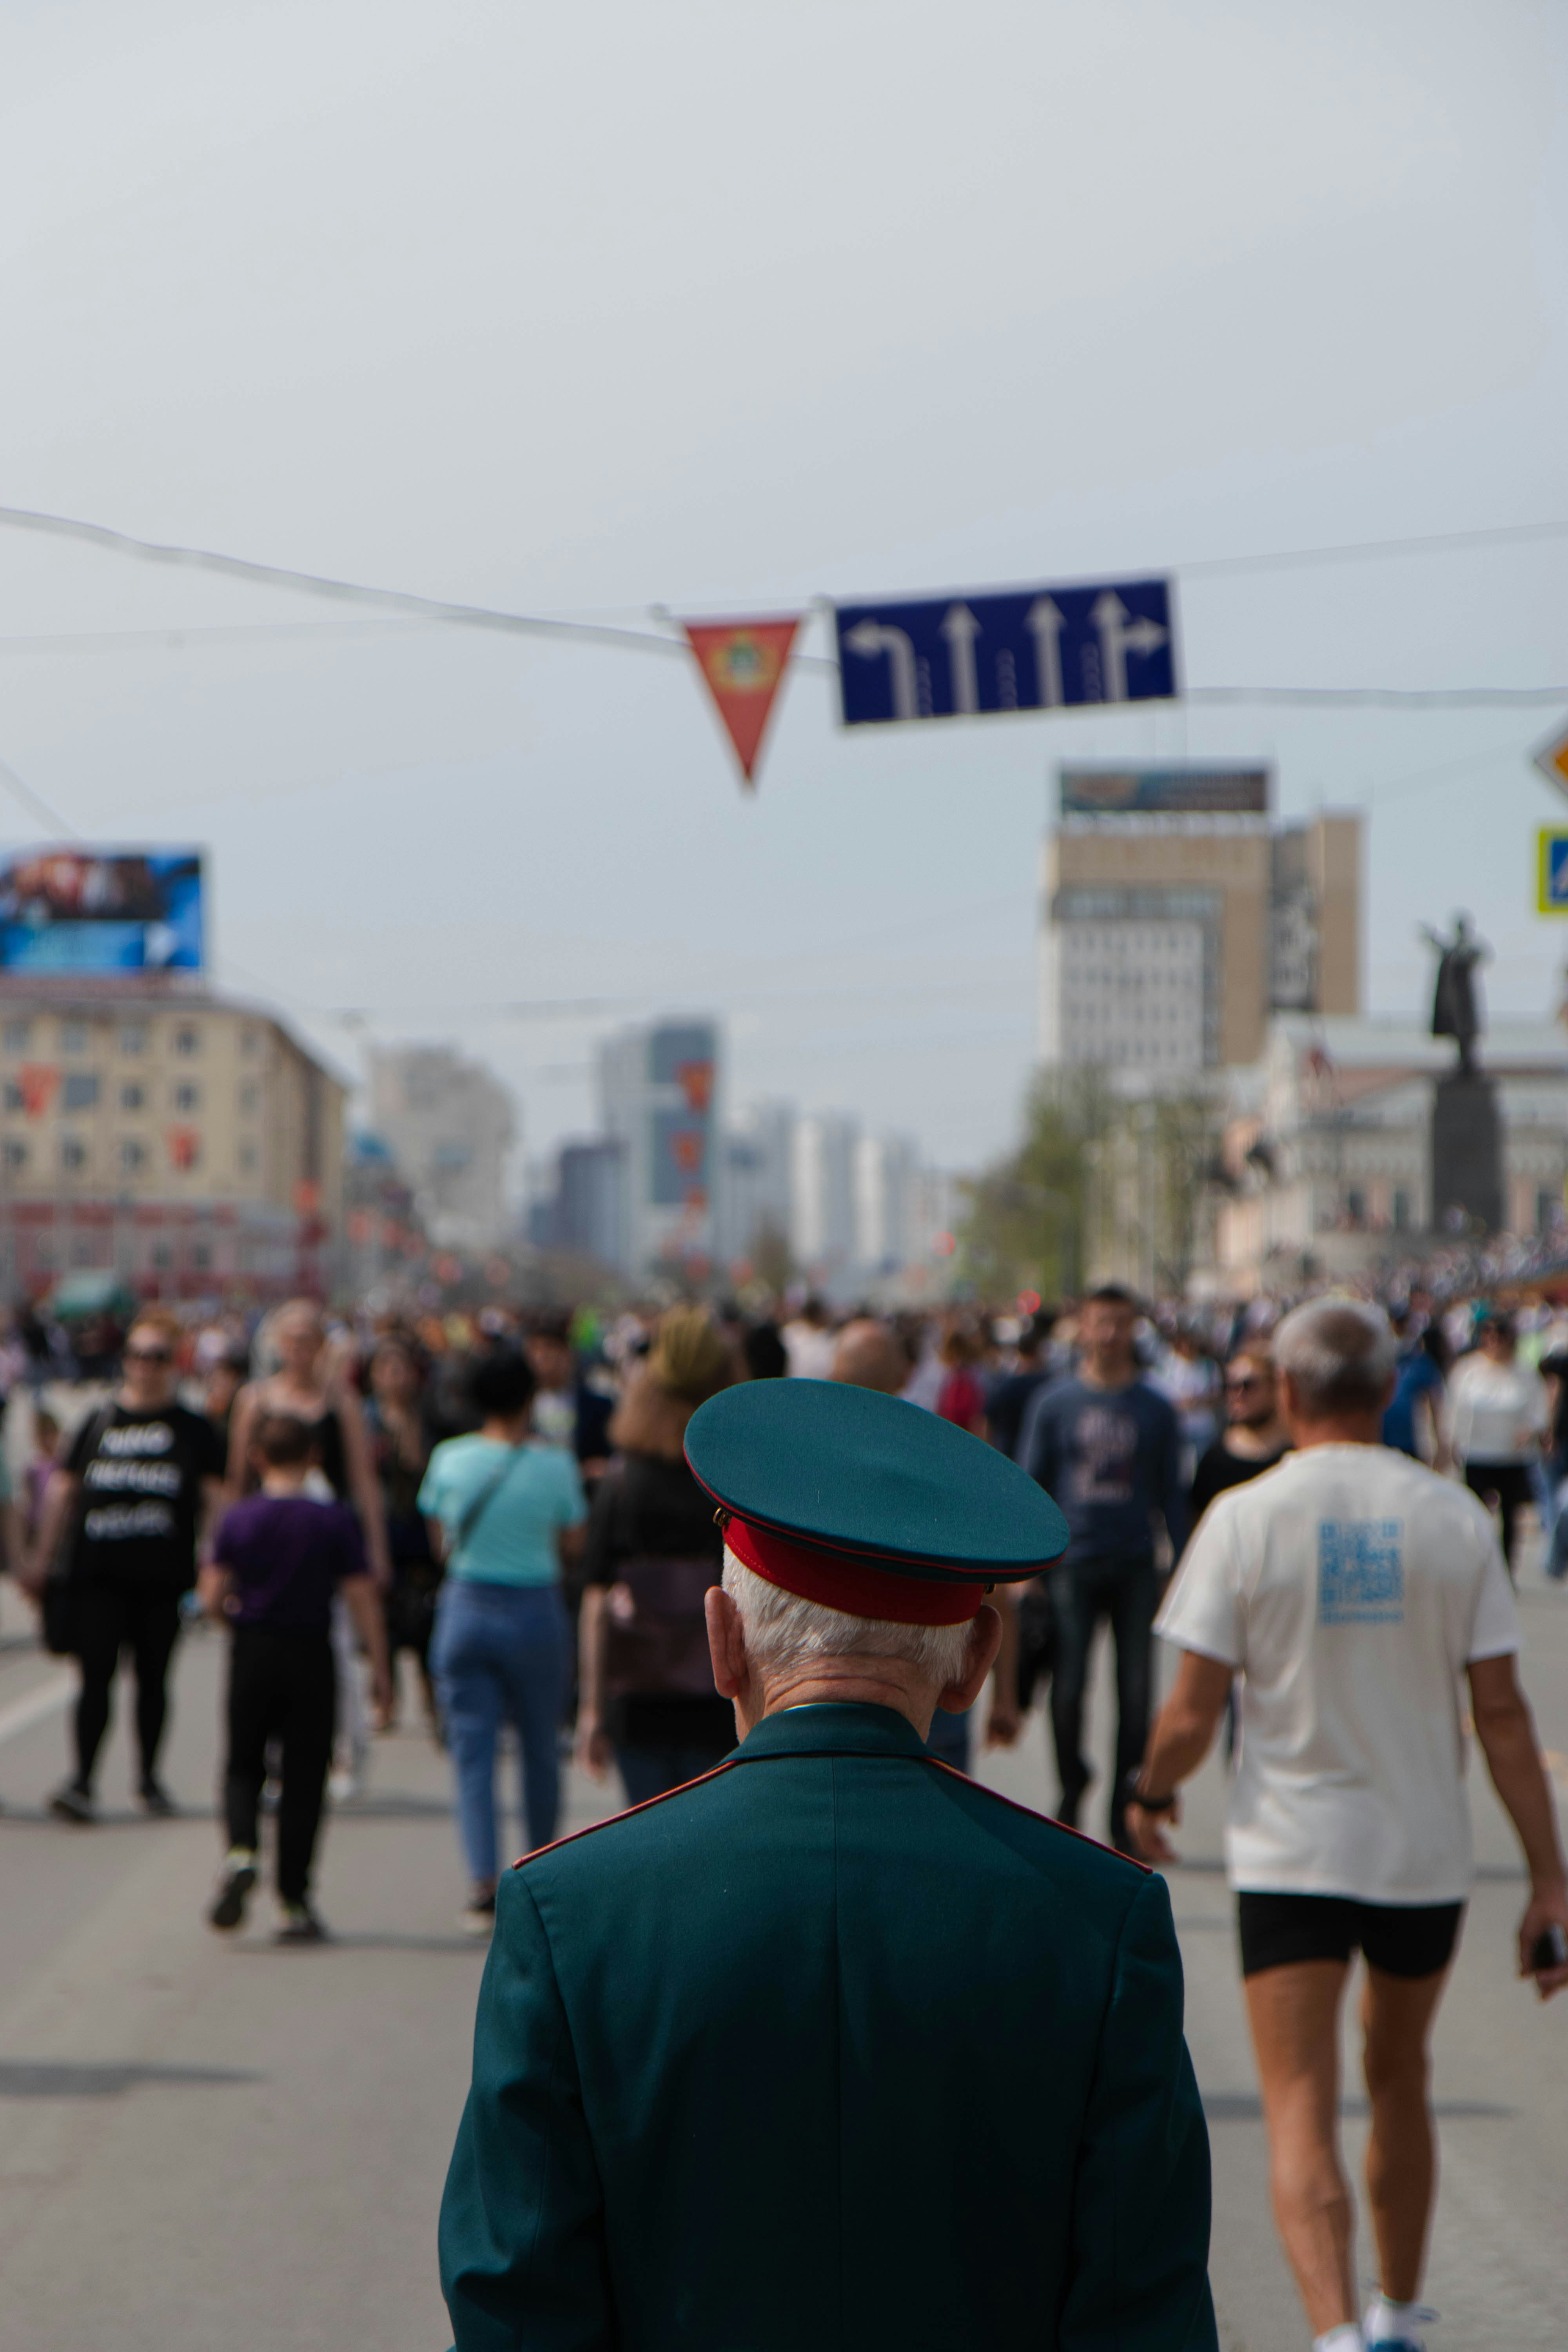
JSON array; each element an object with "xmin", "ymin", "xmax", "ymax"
[{"xmin": 1022, "ymin": 1285, "xmax": 1186, "ymax": 1851}]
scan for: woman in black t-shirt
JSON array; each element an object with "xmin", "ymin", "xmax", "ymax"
[
  {"xmin": 575, "ymin": 1309, "xmax": 735, "ymax": 1807},
  {"xmin": 24, "ymin": 1311, "xmax": 225, "ymax": 1822}
]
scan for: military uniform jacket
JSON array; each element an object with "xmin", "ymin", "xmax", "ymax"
[{"xmin": 440, "ymin": 1702, "xmax": 1216, "ymax": 2351}]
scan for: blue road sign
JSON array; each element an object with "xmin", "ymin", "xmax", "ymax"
[
  {"xmin": 1537, "ymin": 829, "xmax": 1568, "ymax": 914},
  {"xmin": 834, "ymin": 577, "xmax": 1177, "ymax": 727}
]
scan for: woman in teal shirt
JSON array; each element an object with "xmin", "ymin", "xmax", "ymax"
[{"xmin": 420, "ymin": 1349, "xmax": 586, "ymax": 1932}]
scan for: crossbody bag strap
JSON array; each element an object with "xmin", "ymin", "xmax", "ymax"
[
  {"xmin": 57, "ymin": 1403, "xmax": 117, "ymax": 1581},
  {"xmin": 452, "ymin": 1442, "xmax": 527, "ymax": 1566}
]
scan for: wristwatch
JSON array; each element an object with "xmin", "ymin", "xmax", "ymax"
[{"xmin": 1123, "ymin": 1769, "xmax": 1177, "ymax": 1814}]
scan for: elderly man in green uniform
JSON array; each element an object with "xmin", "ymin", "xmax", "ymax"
[{"xmin": 439, "ymin": 1380, "xmax": 1216, "ymax": 2350}]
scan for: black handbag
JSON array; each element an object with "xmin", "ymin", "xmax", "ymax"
[{"xmin": 1015, "ymin": 1578, "xmax": 1057, "ymax": 1711}]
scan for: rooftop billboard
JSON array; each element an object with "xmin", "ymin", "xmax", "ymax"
[
  {"xmin": 1059, "ymin": 767, "xmax": 1270, "ymax": 817},
  {"xmin": 0, "ymin": 849, "xmax": 204, "ymax": 974}
]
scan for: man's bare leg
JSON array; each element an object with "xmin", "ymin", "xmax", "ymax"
[
  {"xmin": 1360, "ymin": 1965, "xmax": 1448, "ymax": 2306},
  {"xmin": 1245, "ymin": 1959, "xmax": 1357, "ymax": 2334}
]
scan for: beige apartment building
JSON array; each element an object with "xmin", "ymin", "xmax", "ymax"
[
  {"xmin": 1037, "ymin": 772, "xmax": 1361, "ymax": 1074},
  {"xmin": 0, "ymin": 984, "xmax": 347, "ymax": 1299}
]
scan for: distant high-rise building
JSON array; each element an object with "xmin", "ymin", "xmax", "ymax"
[
  {"xmin": 554, "ymin": 1140, "xmax": 626, "ymax": 1268},
  {"xmin": 367, "ymin": 1043, "xmax": 516, "ymax": 1251},
  {"xmin": 718, "ymin": 1100, "xmax": 794, "ymax": 1267},
  {"xmin": 853, "ymin": 1133, "xmax": 919, "ymax": 1273},
  {"xmin": 1037, "ymin": 767, "xmax": 1361, "ymax": 1075},
  {"xmin": 790, "ymin": 1113, "xmax": 857, "ymax": 1274},
  {"xmin": 599, "ymin": 1018, "xmax": 721, "ymax": 1276}
]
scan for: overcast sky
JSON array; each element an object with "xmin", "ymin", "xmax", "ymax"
[{"xmin": 1, "ymin": 0, "xmax": 1565, "ymax": 1187}]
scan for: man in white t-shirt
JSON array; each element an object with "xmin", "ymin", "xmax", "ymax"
[{"xmin": 1127, "ymin": 1298, "xmax": 1568, "ymax": 2352}]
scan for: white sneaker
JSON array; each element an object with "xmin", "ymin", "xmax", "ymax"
[{"xmin": 1365, "ymin": 2299, "xmax": 1436, "ymax": 2351}]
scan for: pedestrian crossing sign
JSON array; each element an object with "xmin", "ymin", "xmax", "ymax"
[
  {"xmin": 1533, "ymin": 719, "xmax": 1568, "ymax": 801},
  {"xmin": 1537, "ymin": 829, "xmax": 1568, "ymax": 913}
]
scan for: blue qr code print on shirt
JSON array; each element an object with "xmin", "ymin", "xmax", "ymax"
[{"xmin": 1319, "ymin": 1519, "xmax": 1404, "ymax": 1625}]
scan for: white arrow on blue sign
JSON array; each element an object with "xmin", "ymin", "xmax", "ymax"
[{"xmin": 834, "ymin": 578, "xmax": 1178, "ymax": 727}]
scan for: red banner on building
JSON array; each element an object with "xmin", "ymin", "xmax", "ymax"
[
  {"xmin": 18, "ymin": 1063, "xmax": 59, "ymax": 1116},
  {"xmin": 682, "ymin": 618, "xmax": 800, "ymax": 790}
]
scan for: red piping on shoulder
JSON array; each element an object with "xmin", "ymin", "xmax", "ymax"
[
  {"xmin": 512, "ymin": 1760, "xmax": 739, "ymax": 1869},
  {"xmin": 919, "ymin": 1757, "xmax": 1152, "ymax": 1872}
]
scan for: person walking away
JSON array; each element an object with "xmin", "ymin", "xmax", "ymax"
[
  {"xmin": 987, "ymin": 1307, "xmax": 1057, "ymax": 1463},
  {"xmin": 23, "ymin": 1310, "xmax": 225, "ymax": 1822},
  {"xmin": 440, "ymin": 1376, "xmax": 1216, "ymax": 2352},
  {"xmin": 575, "ymin": 1307, "xmax": 736, "ymax": 1806},
  {"xmin": 1380, "ymin": 1307, "xmax": 1448, "ymax": 1468},
  {"xmin": 362, "ymin": 1334, "xmax": 441, "ymax": 1732},
  {"xmin": 1448, "ymin": 1308, "xmax": 1548, "ymax": 1580},
  {"xmin": 1020, "ymin": 1283, "xmax": 1185, "ymax": 1851},
  {"xmin": 200, "ymin": 1414, "xmax": 391, "ymax": 1942},
  {"xmin": 1131, "ymin": 1298, "xmax": 1568, "ymax": 2352},
  {"xmin": 524, "ymin": 1310, "xmax": 615, "ymax": 1480},
  {"xmin": 228, "ymin": 1298, "xmax": 392, "ymax": 1793},
  {"xmin": 420, "ymin": 1349, "xmax": 586, "ymax": 1934},
  {"xmin": 934, "ymin": 1323, "xmax": 988, "ymax": 1436},
  {"xmin": 1188, "ymin": 1342, "xmax": 1291, "ymax": 1526},
  {"xmin": 1152, "ymin": 1323, "xmax": 1223, "ymax": 1485}
]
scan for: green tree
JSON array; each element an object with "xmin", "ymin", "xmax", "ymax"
[{"xmin": 957, "ymin": 1069, "xmax": 1112, "ymax": 1300}]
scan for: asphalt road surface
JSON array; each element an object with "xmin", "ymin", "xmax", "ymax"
[{"xmin": 1, "ymin": 1566, "xmax": 1564, "ymax": 2352}]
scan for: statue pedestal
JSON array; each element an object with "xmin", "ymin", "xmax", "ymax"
[{"xmin": 1431, "ymin": 1071, "xmax": 1503, "ymax": 1234}]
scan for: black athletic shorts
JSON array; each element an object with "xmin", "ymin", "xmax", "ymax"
[{"xmin": 1237, "ymin": 1891, "xmax": 1465, "ymax": 1980}]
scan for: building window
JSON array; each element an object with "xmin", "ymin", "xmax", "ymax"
[
  {"xmin": 120, "ymin": 1138, "xmax": 145, "ymax": 1172},
  {"xmin": 3, "ymin": 1139, "xmax": 25, "ymax": 1169},
  {"xmin": 2, "ymin": 1080, "xmax": 22, "ymax": 1112},
  {"xmin": 3, "ymin": 1019, "xmax": 29, "ymax": 1052},
  {"xmin": 240, "ymin": 1027, "xmax": 258, "ymax": 1056},
  {"xmin": 1392, "ymin": 1189, "xmax": 1410, "ymax": 1231},
  {"xmin": 174, "ymin": 1082, "xmax": 201, "ymax": 1113},
  {"xmin": 119, "ymin": 1024, "xmax": 147, "ymax": 1054},
  {"xmin": 72, "ymin": 1238, "xmax": 96, "ymax": 1267},
  {"xmin": 62, "ymin": 1072, "xmax": 100, "ymax": 1111},
  {"xmin": 121, "ymin": 1082, "xmax": 144, "ymax": 1111},
  {"xmin": 239, "ymin": 1142, "xmax": 258, "ymax": 1172},
  {"xmin": 192, "ymin": 1243, "xmax": 211, "ymax": 1272},
  {"xmin": 1538, "ymin": 1187, "xmax": 1558, "ymax": 1236},
  {"xmin": 60, "ymin": 1020, "xmax": 89, "ymax": 1054},
  {"xmin": 1345, "ymin": 1188, "xmax": 1366, "ymax": 1225},
  {"xmin": 60, "ymin": 1136, "xmax": 87, "ymax": 1171},
  {"xmin": 174, "ymin": 1027, "xmax": 200, "ymax": 1056},
  {"xmin": 239, "ymin": 1082, "xmax": 259, "ymax": 1114},
  {"xmin": 152, "ymin": 1242, "xmax": 172, "ymax": 1269}
]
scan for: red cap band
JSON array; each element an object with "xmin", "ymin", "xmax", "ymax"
[{"xmin": 724, "ymin": 1514, "xmax": 986, "ymax": 1626}]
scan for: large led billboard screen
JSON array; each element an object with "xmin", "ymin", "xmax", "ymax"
[
  {"xmin": 0, "ymin": 849, "xmax": 204, "ymax": 973},
  {"xmin": 1059, "ymin": 766, "xmax": 1270, "ymax": 817}
]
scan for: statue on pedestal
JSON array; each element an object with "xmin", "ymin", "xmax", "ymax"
[{"xmin": 1419, "ymin": 914, "xmax": 1490, "ymax": 1075}]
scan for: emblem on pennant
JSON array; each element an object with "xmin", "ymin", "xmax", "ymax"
[{"xmin": 681, "ymin": 617, "xmax": 801, "ymax": 790}]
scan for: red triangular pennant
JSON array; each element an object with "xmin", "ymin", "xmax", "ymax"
[{"xmin": 682, "ymin": 617, "xmax": 801, "ymax": 790}]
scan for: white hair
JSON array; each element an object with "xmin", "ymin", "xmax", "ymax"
[
  {"xmin": 1274, "ymin": 1297, "xmax": 1397, "ymax": 1417},
  {"xmin": 722, "ymin": 1553, "xmax": 975, "ymax": 1688}
]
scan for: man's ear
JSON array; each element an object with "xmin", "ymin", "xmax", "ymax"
[
  {"xmin": 934, "ymin": 1603, "xmax": 1004, "ymax": 1717},
  {"xmin": 705, "ymin": 1585, "xmax": 748, "ymax": 1700}
]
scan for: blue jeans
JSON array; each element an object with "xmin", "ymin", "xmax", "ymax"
[{"xmin": 431, "ymin": 1580, "xmax": 569, "ymax": 1883}]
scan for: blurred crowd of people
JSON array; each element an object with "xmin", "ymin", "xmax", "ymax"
[{"xmin": 1, "ymin": 1274, "xmax": 1565, "ymax": 1938}]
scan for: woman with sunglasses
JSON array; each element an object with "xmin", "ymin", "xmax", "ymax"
[
  {"xmin": 24, "ymin": 1309, "xmax": 226, "ymax": 1822},
  {"xmin": 1187, "ymin": 1343, "xmax": 1291, "ymax": 1533}
]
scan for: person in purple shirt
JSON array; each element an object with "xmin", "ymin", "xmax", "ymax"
[{"xmin": 200, "ymin": 1413, "xmax": 390, "ymax": 1943}]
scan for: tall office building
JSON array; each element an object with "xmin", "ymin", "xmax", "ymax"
[
  {"xmin": 367, "ymin": 1044, "xmax": 516, "ymax": 1251},
  {"xmin": 718, "ymin": 1100, "xmax": 794, "ymax": 1267},
  {"xmin": 789, "ymin": 1113, "xmax": 857, "ymax": 1276},
  {"xmin": 1036, "ymin": 768, "xmax": 1360, "ymax": 1075},
  {"xmin": 853, "ymin": 1132, "xmax": 919, "ymax": 1274},
  {"xmin": 598, "ymin": 1018, "xmax": 720, "ymax": 1276}
]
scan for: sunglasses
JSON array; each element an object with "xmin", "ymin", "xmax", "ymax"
[
  {"xmin": 1225, "ymin": 1374, "xmax": 1268, "ymax": 1393},
  {"xmin": 125, "ymin": 1345, "xmax": 174, "ymax": 1365}
]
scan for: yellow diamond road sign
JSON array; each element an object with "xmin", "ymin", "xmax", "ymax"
[{"xmin": 1533, "ymin": 718, "xmax": 1568, "ymax": 801}]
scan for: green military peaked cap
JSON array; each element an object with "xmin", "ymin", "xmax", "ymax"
[{"xmin": 685, "ymin": 1377, "xmax": 1069, "ymax": 1623}]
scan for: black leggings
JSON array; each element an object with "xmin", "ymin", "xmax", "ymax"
[
  {"xmin": 224, "ymin": 1627, "xmax": 337, "ymax": 1903},
  {"xmin": 72, "ymin": 1583, "xmax": 184, "ymax": 1791},
  {"xmin": 1464, "ymin": 1461, "xmax": 1535, "ymax": 1577}
]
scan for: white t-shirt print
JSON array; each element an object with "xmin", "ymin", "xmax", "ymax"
[{"xmin": 1156, "ymin": 1444, "xmax": 1520, "ymax": 1904}]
